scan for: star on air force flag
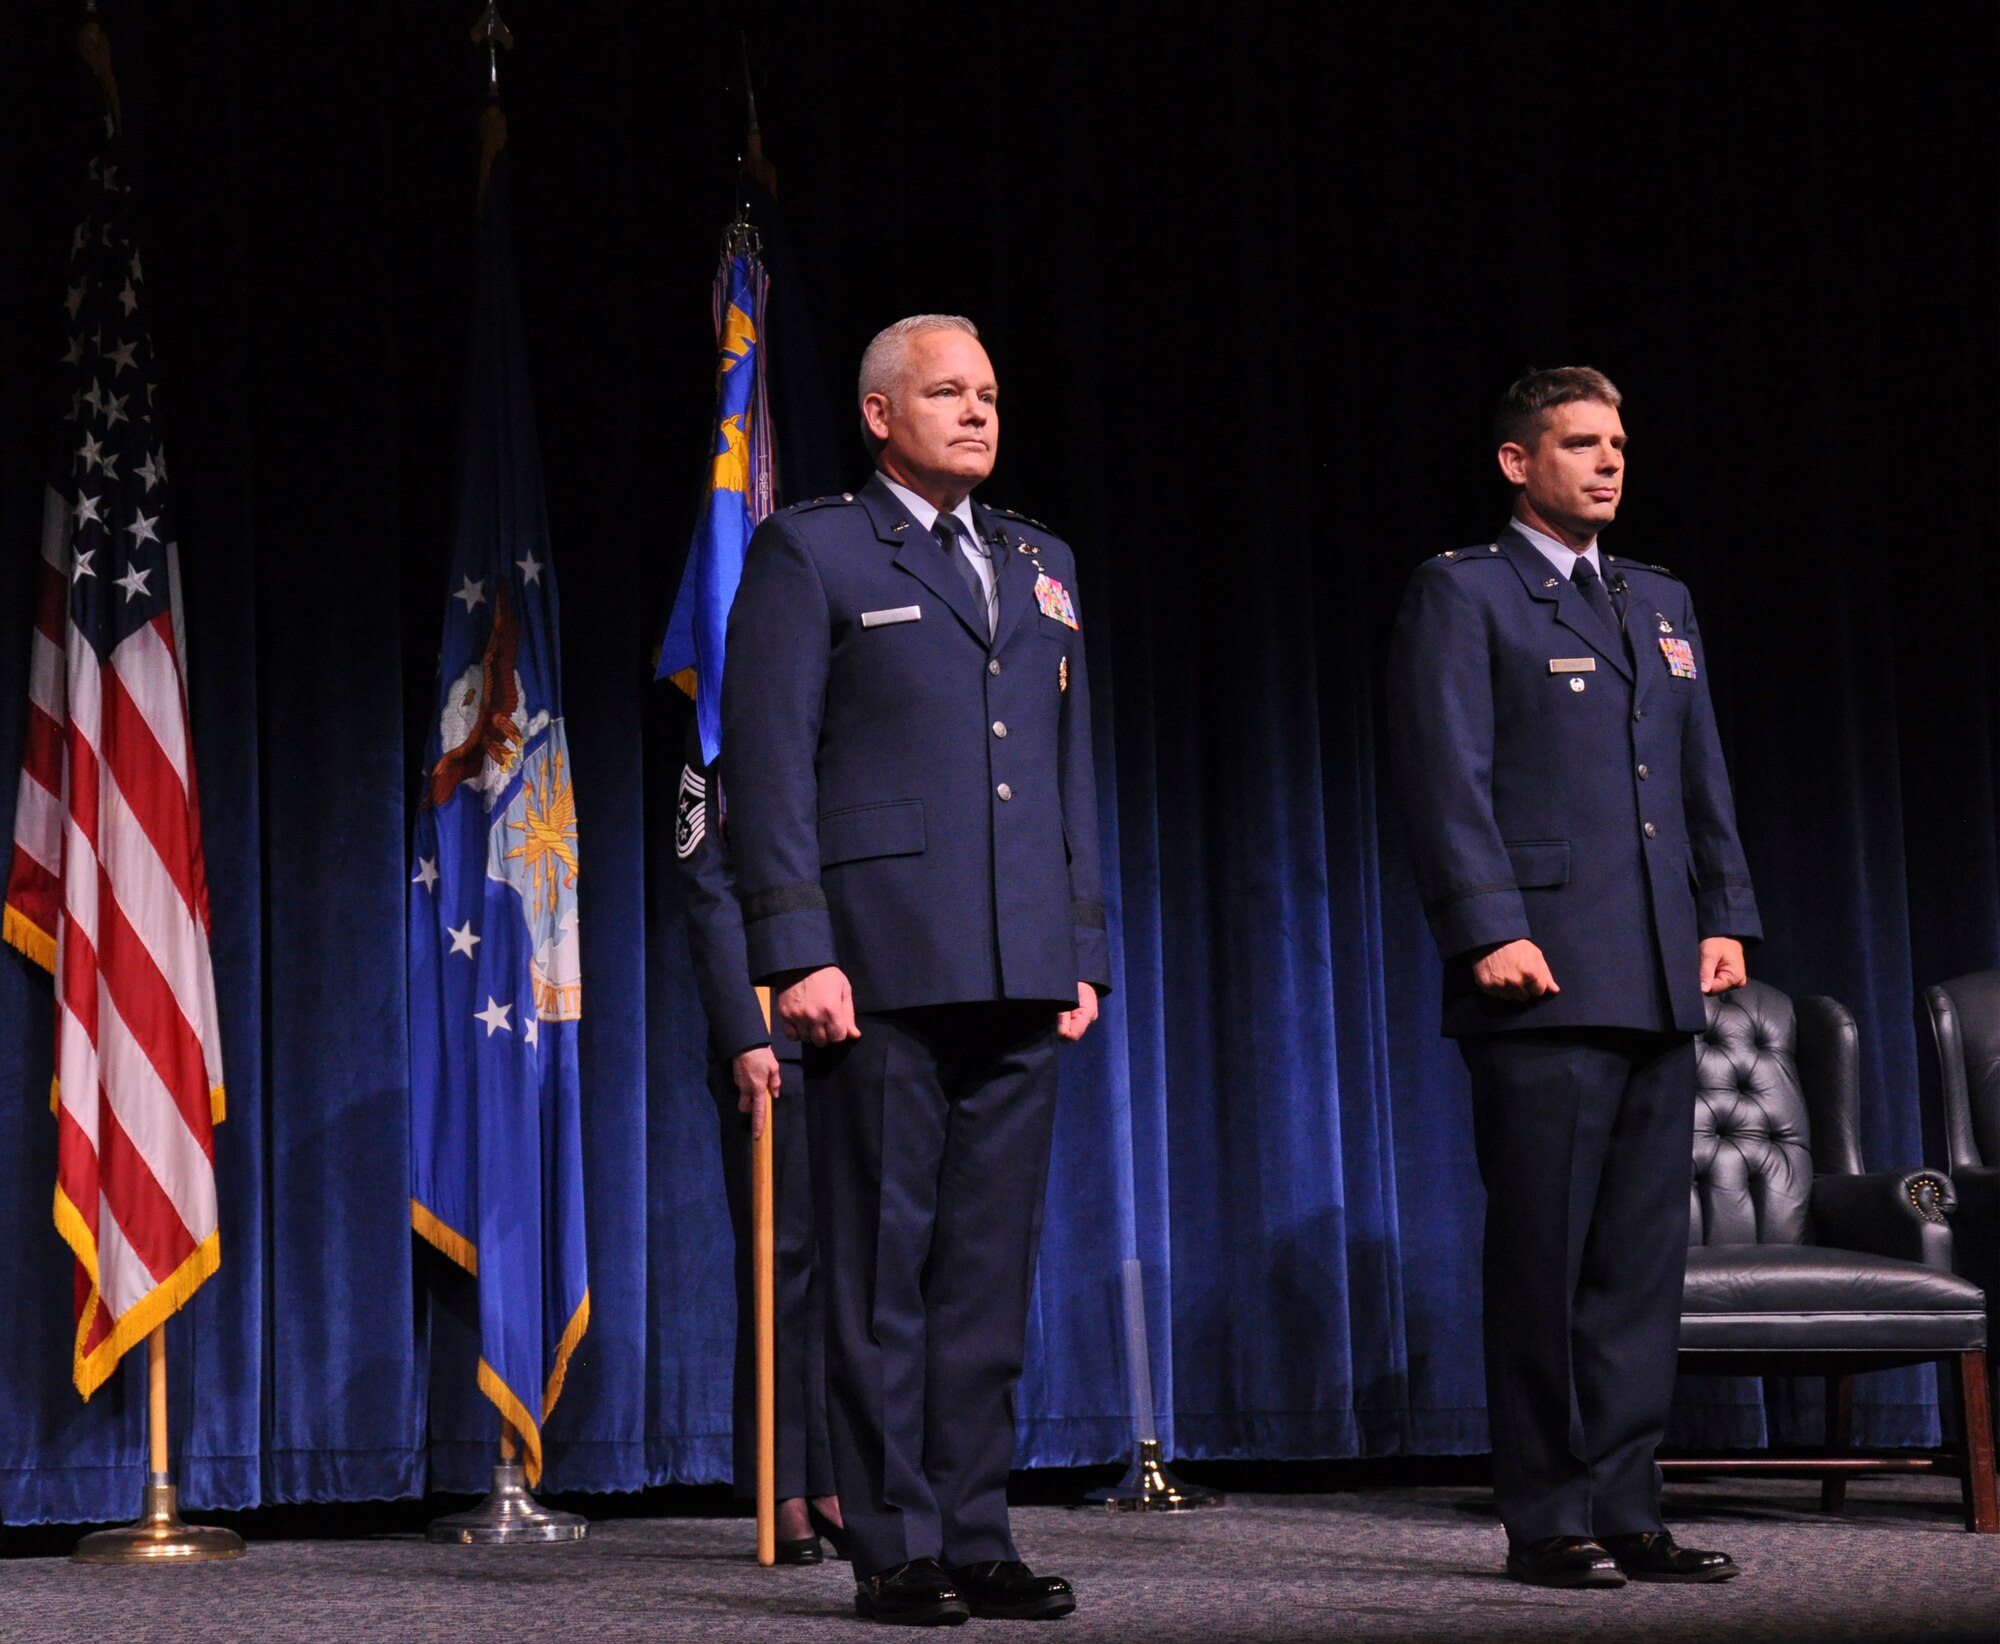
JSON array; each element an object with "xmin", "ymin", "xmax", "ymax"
[{"xmin": 407, "ymin": 145, "xmax": 587, "ymax": 1488}]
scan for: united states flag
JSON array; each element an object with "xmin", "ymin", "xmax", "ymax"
[{"xmin": 4, "ymin": 132, "xmax": 226, "ymax": 1399}]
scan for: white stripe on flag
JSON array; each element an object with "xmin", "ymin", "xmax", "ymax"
[
  {"xmin": 92, "ymin": 1192, "xmax": 156, "ymax": 1319},
  {"xmin": 12, "ymin": 772, "xmax": 62, "ymax": 877},
  {"xmin": 40, "ymin": 483, "xmax": 69, "ymax": 571},
  {"xmin": 110, "ymin": 623, "xmax": 191, "ymax": 795},
  {"xmin": 96, "ymin": 988, "xmax": 218, "ymax": 1239},
  {"xmin": 97, "ymin": 768, "xmax": 211, "ymax": 1035},
  {"xmin": 28, "ymin": 630, "xmax": 64, "ymax": 723},
  {"xmin": 57, "ymin": 996, "xmax": 102, "ymax": 1146}
]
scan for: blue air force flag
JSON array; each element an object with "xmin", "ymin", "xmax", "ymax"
[
  {"xmin": 655, "ymin": 241, "xmax": 773, "ymax": 762},
  {"xmin": 407, "ymin": 148, "xmax": 588, "ymax": 1487}
]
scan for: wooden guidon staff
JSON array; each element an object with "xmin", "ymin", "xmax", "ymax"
[{"xmin": 754, "ymin": 986, "xmax": 777, "ymax": 1566}]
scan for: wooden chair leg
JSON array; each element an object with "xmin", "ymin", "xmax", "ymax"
[
  {"xmin": 1821, "ymin": 1374, "xmax": 1853, "ymax": 1515},
  {"xmin": 1956, "ymin": 1351, "xmax": 1999, "ymax": 1533}
]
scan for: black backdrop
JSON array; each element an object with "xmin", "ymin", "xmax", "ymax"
[{"xmin": 1, "ymin": 1, "xmax": 1996, "ymax": 1522}]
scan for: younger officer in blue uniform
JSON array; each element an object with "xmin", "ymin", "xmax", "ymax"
[
  {"xmin": 1388, "ymin": 368, "xmax": 1759, "ymax": 1589},
  {"xmin": 668, "ymin": 716, "xmax": 843, "ymax": 1563},
  {"xmin": 723, "ymin": 316, "xmax": 1108, "ymax": 1625}
]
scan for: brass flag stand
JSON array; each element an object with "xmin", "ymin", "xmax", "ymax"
[
  {"xmin": 426, "ymin": 1425, "xmax": 587, "ymax": 1546},
  {"xmin": 73, "ymin": 1328, "xmax": 246, "ymax": 1564},
  {"xmin": 1087, "ymin": 1259, "xmax": 1221, "ymax": 1510}
]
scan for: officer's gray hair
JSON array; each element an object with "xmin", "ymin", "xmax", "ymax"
[
  {"xmin": 1495, "ymin": 366, "xmax": 1622, "ymax": 451},
  {"xmin": 858, "ymin": 314, "xmax": 981, "ymax": 454}
]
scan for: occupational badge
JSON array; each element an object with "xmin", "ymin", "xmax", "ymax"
[
  {"xmin": 1034, "ymin": 572, "xmax": 1079, "ymax": 629},
  {"xmin": 1060, "ymin": 656, "xmax": 1069, "ymax": 692},
  {"xmin": 1660, "ymin": 637, "xmax": 1697, "ymax": 679},
  {"xmin": 675, "ymin": 764, "xmax": 707, "ymax": 859}
]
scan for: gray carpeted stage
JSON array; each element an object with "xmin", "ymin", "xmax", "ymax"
[{"xmin": 3, "ymin": 1477, "xmax": 1996, "ymax": 1642}]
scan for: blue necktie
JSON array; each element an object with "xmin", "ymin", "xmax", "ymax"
[{"xmin": 934, "ymin": 514, "xmax": 993, "ymax": 636}]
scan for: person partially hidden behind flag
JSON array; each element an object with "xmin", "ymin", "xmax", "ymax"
[
  {"xmin": 668, "ymin": 714, "xmax": 844, "ymax": 1563},
  {"xmin": 722, "ymin": 315, "xmax": 1110, "ymax": 1625}
]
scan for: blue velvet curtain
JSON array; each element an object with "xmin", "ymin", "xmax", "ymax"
[{"xmin": 2, "ymin": 6, "xmax": 1995, "ymax": 1523}]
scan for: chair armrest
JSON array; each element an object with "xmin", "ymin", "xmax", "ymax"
[{"xmin": 1810, "ymin": 1169, "xmax": 1955, "ymax": 1269}]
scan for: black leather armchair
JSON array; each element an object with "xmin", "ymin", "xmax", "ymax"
[
  {"xmin": 1665, "ymin": 981, "xmax": 1997, "ymax": 1531},
  {"xmin": 1922, "ymin": 970, "xmax": 2000, "ymax": 1408}
]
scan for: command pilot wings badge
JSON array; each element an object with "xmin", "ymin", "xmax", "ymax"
[
  {"xmin": 675, "ymin": 764, "xmax": 707, "ymax": 859},
  {"xmin": 1033, "ymin": 571, "xmax": 1079, "ymax": 630}
]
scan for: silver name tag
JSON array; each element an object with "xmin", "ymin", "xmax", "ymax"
[
  {"xmin": 861, "ymin": 605, "xmax": 922, "ymax": 628},
  {"xmin": 1547, "ymin": 657, "xmax": 1597, "ymax": 674}
]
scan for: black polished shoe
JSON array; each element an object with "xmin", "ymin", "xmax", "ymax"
[
  {"xmin": 947, "ymin": 1560, "xmax": 1077, "ymax": 1620},
  {"xmin": 1504, "ymin": 1536, "xmax": 1627, "ymax": 1588},
  {"xmin": 773, "ymin": 1533, "xmax": 822, "ymax": 1565},
  {"xmin": 808, "ymin": 1500, "xmax": 851, "ymax": 1562},
  {"xmin": 1601, "ymin": 1530, "xmax": 1739, "ymax": 1583},
  {"xmin": 855, "ymin": 1558, "xmax": 973, "ymax": 1626}
]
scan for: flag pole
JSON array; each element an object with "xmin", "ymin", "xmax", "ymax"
[
  {"xmin": 59, "ymin": 3, "xmax": 241, "ymax": 1570},
  {"xmin": 754, "ymin": 987, "xmax": 778, "ymax": 1566},
  {"xmin": 72, "ymin": 1326, "xmax": 247, "ymax": 1562}
]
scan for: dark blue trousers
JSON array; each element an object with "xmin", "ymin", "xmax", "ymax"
[
  {"xmin": 1458, "ymin": 1029, "xmax": 1696, "ymax": 1546},
  {"xmin": 710, "ymin": 1058, "xmax": 835, "ymax": 1502},
  {"xmin": 806, "ymin": 1004, "xmax": 1061, "ymax": 1578}
]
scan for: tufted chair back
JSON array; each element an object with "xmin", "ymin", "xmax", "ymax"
[
  {"xmin": 1690, "ymin": 981, "xmax": 1816, "ymax": 1246},
  {"xmin": 1924, "ymin": 970, "xmax": 2000, "ymax": 1172}
]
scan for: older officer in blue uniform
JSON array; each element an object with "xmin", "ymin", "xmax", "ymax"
[
  {"xmin": 668, "ymin": 717, "xmax": 843, "ymax": 1564},
  {"xmin": 722, "ymin": 314, "xmax": 1108, "ymax": 1625},
  {"xmin": 1389, "ymin": 367, "xmax": 1760, "ymax": 1589}
]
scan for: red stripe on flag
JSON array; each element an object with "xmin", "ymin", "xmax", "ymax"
[
  {"xmin": 93, "ymin": 881, "xmax": 214, "ymax": 1158},
  {"xmin": 149, "ymin": 613, "xmax": 216, "ymax": 936},
  {"xmin": 33, "ymin": 561, "xmax": 67, "ymax": 648},
  {"xmin": 78, "ymin": 1266, "xmax": 110, "ymax": 1357},
  {"xmin": 99, "ymin": 661, "xmax": 200, "ymax": 920},
  {"xmin": 60, "ymin": 919, "xmax": 100, "ymax": 1049},
  {"xmin": 54, "ymin": 1103, "xmax": 101, "ymax": 1246},
  {"xmin": 94, "ymin": 1095, "xmax": 197, "ymax": 1284},
  {"xmin": 64, "ymin": 722, "xmax": 101, "ymax": 857},
  {"xmin": 21, "ymin": 705, "xmax": 64, "ymax": 807}
]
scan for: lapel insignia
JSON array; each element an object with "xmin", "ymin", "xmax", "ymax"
[
  {"xmin": 1660, "ymin": 636, "xmax": 1697, "ymax": 679},
  {"xmin": 1034, "ymin": 571, "xmax": 1079, "ymax": 629},
  {"xmin": 892, "ymin": 520, "xmax": 909, "ymax": 532},
  {"xmin": 1543, "ymin": 578, "xmax": 1560, "ymax": 589}
]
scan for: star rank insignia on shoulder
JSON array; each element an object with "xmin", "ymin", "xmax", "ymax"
[
  {"xmin": 783, "ymin": 492, "xmax": 859, "ymax": 514},
  {"xmin": 983, "ymin": 503, "xmax": 1051, "ymax": 533},
  {"xmin": 1606, "ymin": 553, "xmax": 1682, "ymax": 581}
]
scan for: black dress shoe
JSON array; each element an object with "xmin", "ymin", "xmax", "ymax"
[
  {"xmin": 855, "ymin": 1558, "xmax": 972, "ymax": 1626},
  {"xmin": 773, "ymin": 1533, "xmax": 822, "ymax": 1565},
  {"xmin": 947, "ymin": 1560, "xmax": 1077, "ymax": 1620},
  {"xmin": 808, "ymin": 1500, "xmax": 851, "ymax": 1561},
  {"xmin": 1601, "ymin": 1531, "xmax": 1739, "ymax": 1583},
  {"xmin": 1505, "ymin": 1536, "xmax": 1627, "ymax": 1588}
]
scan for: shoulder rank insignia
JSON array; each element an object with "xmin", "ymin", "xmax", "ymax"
[
  {"xmin": 674, "ymin": 765, "xmax": 707, "ymax": 858},
  {"xmin": 1034, "ymin": 571, "xmax": 1080, "ymax": 629},
  {"xmin": 1659, "ymin": 637, "xmax": 1697, "ymax": 679},
  {"xmin": 986, "ymin": 503, "xmax": 1052, "ymax": 532},
  {"xmin": 786, "ymin": 492, "xmax": 857, "ymax": 513}
]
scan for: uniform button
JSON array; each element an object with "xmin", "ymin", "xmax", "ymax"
[
  {"xmin": 1632, "ymin": 708, "xmax": 1644, "ymax": 721},
  {"xmin": 992, "ymin": 721, "xmax": 1008, "ymax": 738},
  {"xmin": 1643, "ymin": 822, "xmax": 1658, "ymax": 838},
  {"xmin": 996, "ymin": 783, "xmax": 1013, "ymax": 801},
  {"xmin": 988, "ymin": 659, "xmax": 1002, "ymax": 676},
  {"xmin": 1637, "ymin": 764, "xmax": 1650, "ymax": 779}
]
